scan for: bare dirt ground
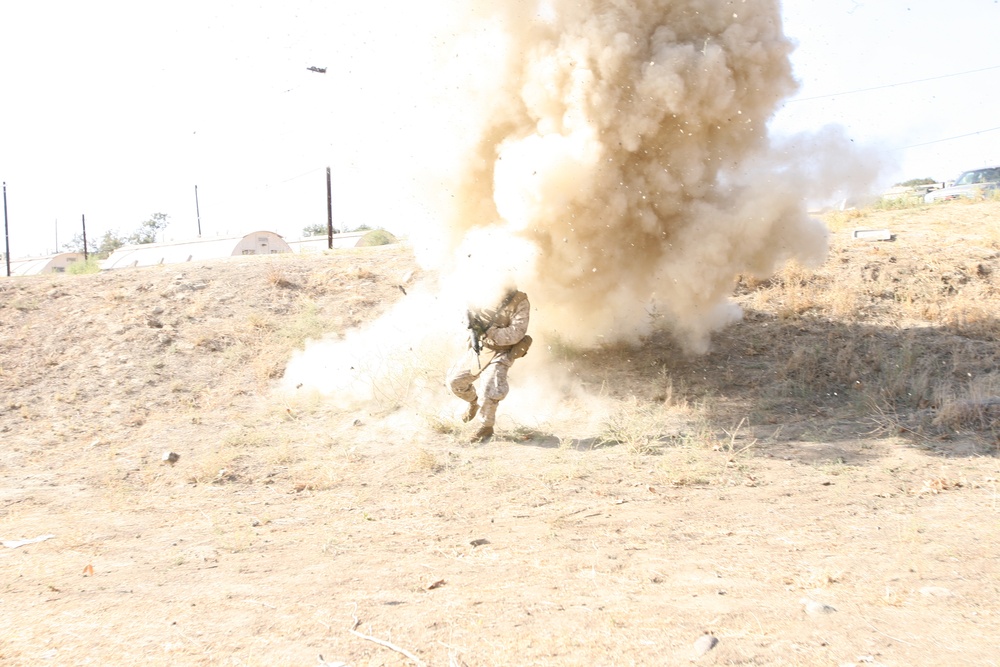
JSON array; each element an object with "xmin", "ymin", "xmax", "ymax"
[{"xmin": 2, "ymin": 202, "xmax": 999, "ymax": 666}]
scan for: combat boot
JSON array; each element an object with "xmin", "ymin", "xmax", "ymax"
[
  {"xmin": 471, "ymin": 425, "xmax": 494, "ymax": 443},
  {"xmin": 463, "ymin": 401, "xmax": 479, "ymax": 423}
]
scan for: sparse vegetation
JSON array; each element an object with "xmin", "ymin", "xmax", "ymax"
[
  {"xmin": 66, "ymin": 255, "xmax": 101, "ymax": 274},
  {"xmin": 355, "ymin": 229, "xmax": 398, "ymax": 246}
]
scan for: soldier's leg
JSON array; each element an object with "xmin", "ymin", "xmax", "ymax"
[
  {"xmin": 446, "ymin": 356, "xmax": 479, "ymax": 422},
  {"xmin": 475, "ymin": 357, "xmax": 512, "ymax": 439}
]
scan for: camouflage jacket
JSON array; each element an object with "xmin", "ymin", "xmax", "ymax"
[{"xmin": 476, "ymin": 290, "xmax": 530, "ymax": 352}]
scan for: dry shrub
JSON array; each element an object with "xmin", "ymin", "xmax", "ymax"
[
  {"xmin": 187, "ymin": 446, "xmax": 242, "ymax": 484},
  {"xmin": 410, "ymin": 448, "xmax": 443, "ymax": 473},
  {"xmin": 933, "ymin": 371, "xmax": 1000, "ymax": 434},
  {"xmin": 858, "ymin": 336, "xmax": 936, "ymax": 411},
  {"xmin": 266, "ymin": 263, "xmax": 298, "ymax": 289},
  {"xmin": 939, "ymin": 298, "xmax": 1000, "ymax": 342},
  {"xmin": 598, "ymin": 396, "xmax": 667, "ymax": 455}
]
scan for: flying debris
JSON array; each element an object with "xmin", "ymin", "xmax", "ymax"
[{"xmin": 306, "ymin": 66, "xmax": 327, "ymax": 74}]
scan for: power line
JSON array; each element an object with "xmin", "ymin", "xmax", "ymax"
[
  {"xmin": 899, "ymin": 125, "xmax": 1000, "ymax": 150},
  {"xmin": 791, "ymin": 64, "xmax": 1000, "ymax": 102},
  {"xmin": 270, "ymin": 166, "xmax": 326, "ymax": 187}
]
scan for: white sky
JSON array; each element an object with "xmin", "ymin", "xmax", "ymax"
[{"xmin": 1, "ymin": 0, "xmax": 998, "ymax": 259}]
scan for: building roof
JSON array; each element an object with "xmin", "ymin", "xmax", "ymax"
[
  {"xmin": 102, "ymin": 231, "xmax": 291, "ymax": 269},
  {"xmin": 6, "ymin": 252, "xmax": 86, "ymax": 276}
]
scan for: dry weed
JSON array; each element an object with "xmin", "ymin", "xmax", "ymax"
[
  {"xmin": 266, "ymin": 263, "xmax": 298, "ymax": 289},
  {"xmin": 410, "ymin": 448, "xmax": 443, "ymax": 473},
  {"xmin": 222, "ymin": 427, "xmax": 270, "ymax": 448},
  {"xmin": 187, "ymin": 446, "xmax": 242, "ymax": 484},
  {"xmin": 597, "ymin": 396, "xmax": 668, "ymax": 455},
  {"xmin": 933, "ymin": 371, "xmax": 1000, "ymax": 435},
  {"xmin": 824, "ymin": 207, "xmax": 868, "ymax": 232}
]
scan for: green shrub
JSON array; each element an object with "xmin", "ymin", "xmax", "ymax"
[
  {"xmin": 356, "ymin": 230, "xmax": 398, "ymax": 247},
  {"xmin": 67, "ymin": 256, "xmax": 101, "ymax": 275}
]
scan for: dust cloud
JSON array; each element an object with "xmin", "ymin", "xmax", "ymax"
[{"xmin": 282, "ymin": 0, "xmax": 883, "ymax": 418}]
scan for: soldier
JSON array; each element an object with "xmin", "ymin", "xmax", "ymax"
[{"xmin": 447, "ymin": 285, "xmax": 532, "ymax": 442}]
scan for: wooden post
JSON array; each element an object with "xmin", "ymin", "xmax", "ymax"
[
  {"xmin": 326, "ymin": 166, "xmax": 333, "ymax": 249},
  {"xmin": 3, "ymin": 182, "xmax": 10, "ymax": 277},
  {"xmin": 195, "ymin": 185, "xmax": 202, "ymax": 238}
]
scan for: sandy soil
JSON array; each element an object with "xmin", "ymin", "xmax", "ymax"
[{"xmin": 1, "ymin": 205, "xmax": 999, "ymax": 666}]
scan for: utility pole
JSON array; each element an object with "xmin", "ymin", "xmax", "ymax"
[
  {"xmin": 194, "ymin": 185, "xmax": 202, "ymax": 237},
  {"xmin": 81, "ymin": 214, "xmax": 88, "ymax": 260},
  {"xmin": 3, "ymin": 182, "xmax": 10, "ymax": 277},
  {"xmin": 326, "ymin": 166, "xmax": 333, "ymax": 249}
]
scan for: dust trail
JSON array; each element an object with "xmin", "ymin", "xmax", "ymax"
[{"xmin": 283, "ymin": 0, "xmax": 884, "ymax": 417}]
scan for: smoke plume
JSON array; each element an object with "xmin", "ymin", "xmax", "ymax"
[{"xmin": 283, "ymin": 0, "xmax": 882, "ymax": 405}]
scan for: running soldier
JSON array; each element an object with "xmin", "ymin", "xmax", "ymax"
[{"xmin": 447, "ymin": 286, "xmax": 532, "ymax": 442}]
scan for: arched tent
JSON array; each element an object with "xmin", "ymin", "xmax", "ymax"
[
  {"xmin": 102, "ymin": 231, "xmax": 291, "ymax": 270},
  {"xmin": 7, "ymin": 252, "xmax": 86, "ymax": 276}
]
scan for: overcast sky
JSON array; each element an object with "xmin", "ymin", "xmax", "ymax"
[{"xmin": 1, "ymin": 0, "xmax": 998, "ymax": 259}]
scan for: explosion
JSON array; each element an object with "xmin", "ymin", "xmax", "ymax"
[
  {"xmin": 283, "ymin": 0, "xmax": 882, "ymax": 400},
  {"xmin": 407, "ymin": 0, "xmax": 879, "ymax": 351}
]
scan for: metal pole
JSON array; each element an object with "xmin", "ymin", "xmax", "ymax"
[
  {"xmin": 194, "ymin": 185, "xmax": 202, "ymax": 237},
  {"xmin": 3, "ymin": 182, "xmax": 10, "ymax": 277},
  {"xmin": 81, "ymin": 214, "xmax": 88, "ymax": 261},
  {"xmin": 326, "ymin": 166, "xmax": 333, "ymax": 249}
]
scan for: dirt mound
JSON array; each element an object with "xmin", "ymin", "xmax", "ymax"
[{"xmin": 1, "ymin": 246, "xmax": 418, "ymax": 445}]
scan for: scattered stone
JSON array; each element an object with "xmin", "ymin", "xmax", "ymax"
[
  {"xmin": 801, "ymin": 598, "xmax": 837, "ymax": 616},
  {"xmin": 470, "ymin": 538, "xmax": 490, "ymax": 547},
  {"xmin": 162, "ymin": 451, "xmax": 180, "ymax": 465},
  {"xmin": 693, "ymin": 634, "xmax": 718, "ymax": 657}
]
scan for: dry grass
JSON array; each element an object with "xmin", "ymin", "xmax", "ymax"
[
  {"xmin": 3, "ymin": 207, "xmax": 1000, "ymax": 666},
  {"xmin": 727, "ymin": 200, "xmax": 1000, "ymax": 441}
]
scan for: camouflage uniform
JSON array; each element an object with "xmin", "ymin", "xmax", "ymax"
[{"xmin": 447, "ymin": 290, "xmax": 530, "ymax": 441}]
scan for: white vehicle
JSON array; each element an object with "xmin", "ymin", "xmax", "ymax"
[{"xmin": 924, "ymin": 166, "xmax": 1000, "ymax": 203}]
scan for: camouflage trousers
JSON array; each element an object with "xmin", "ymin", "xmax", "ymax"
[{"xmin": 447, "ymin": 349, "xmax": 515, "ymax": 427}]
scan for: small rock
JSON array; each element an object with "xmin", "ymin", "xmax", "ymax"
[
  {"xmin": 801, "ymin": 598, "xmax": 837, "ymax": 616},
  {"xmin": 470, "ymin": 538, "xmax": 490, "ymax": 547},
  {"xmin": 693, "ymin": 634, "xmax": 718, "ymax": 657},
  {"xmin": 162, "ymin": 451, "xmax": 180, "ymax": 465}
]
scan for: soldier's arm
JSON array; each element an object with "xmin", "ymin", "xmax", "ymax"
[{"xmin": 486, "ymin": 296, "xmax": 529, "ymax": 347}]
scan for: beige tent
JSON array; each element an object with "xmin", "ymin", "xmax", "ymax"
[
  {"xmin": 7, "ymin": 252, "xmax": 86, "ymax": 276},
  {"xmin": 102, "ymin": 231, "xmax": 291, "ymax": 269}
]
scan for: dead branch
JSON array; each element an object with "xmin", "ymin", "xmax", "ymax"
[{"xmin": 348, "ymin": 604, "xmax": 427, "ymax": 667}]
